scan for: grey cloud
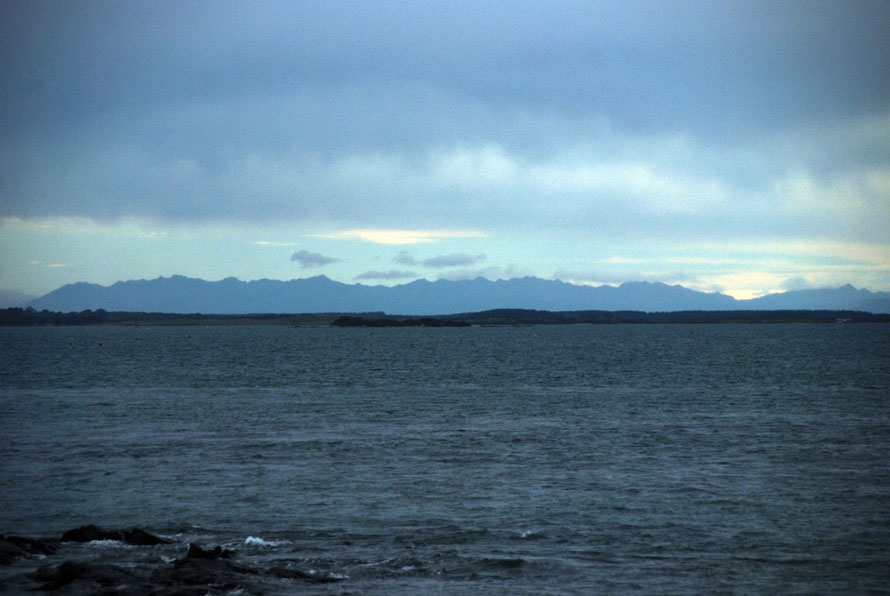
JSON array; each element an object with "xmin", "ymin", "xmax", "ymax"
[
  {"xmin": 3, "ymin": 2, "xmax": 887, "ymax": 140},
  {"xmin": 392, "ymin": 251, "xmax": 418, "ymax": 266},
  {"xmin": 1, "ymin": 1, "xmax": 888, "ymax": 250},
  {"xmin": 422, "ymin": 253, "xmax": 486, "ymax": 268},
  {"xmin": 355, "ymin": 270, "xmax": 417, "ymax": 280},
  {"xmin": 291, "ymin": 250, "xmax": 338, "ymax": 268},
  {"xmin": 4, "ymin": 120, "xmax": 886, "ymax": 247},
  {"xmin": 394, "ymin": 251, "xmax": 486, "ymax": 268}
]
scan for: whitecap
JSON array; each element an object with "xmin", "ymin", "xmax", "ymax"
[
  {"xmin": 86, "ymin": 539, "xmax": 132, "ymax": 548},
  {"xmin": 243, "ymin": 536, "xmax": 285, "ymax": 547}
]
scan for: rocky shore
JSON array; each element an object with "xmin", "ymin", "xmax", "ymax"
[{"xmin": 1, "ymin": 525, "xmax": 342, "ymax": 594}]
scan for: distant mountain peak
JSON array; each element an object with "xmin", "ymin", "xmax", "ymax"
[{"xmin": 22, "ymin": 275, "xmax": 890, "ymax": 315}]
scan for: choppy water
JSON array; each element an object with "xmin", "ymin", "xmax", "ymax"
[{"xmin": 1, "ymin": 323, "xmax": 889, "ymax": 593}]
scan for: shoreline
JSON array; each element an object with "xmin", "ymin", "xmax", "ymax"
[{"xmin": 2, "ymin": 307, "xmax": 889, "ymax": 327}]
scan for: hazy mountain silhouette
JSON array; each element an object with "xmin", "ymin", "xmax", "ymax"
[
  {"xmin": 0, "ymin": 290, "xmax": 37, "ymax": 308},
  {"xmin": 743, "ymin": 284, "xmax": 890, "ymax": 312},
  {"xmin": 24, "ymin": 275, "xmax": 890, "ymax": 314}
]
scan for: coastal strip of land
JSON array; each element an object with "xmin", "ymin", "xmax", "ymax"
[{"xmin": 2, "ymin": 307, "xmax": 888, "ymax": 327}]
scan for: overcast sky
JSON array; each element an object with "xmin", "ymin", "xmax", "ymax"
[{"xmin": 2, "ymin": 0, "xmax": 888, "ymax": 300}]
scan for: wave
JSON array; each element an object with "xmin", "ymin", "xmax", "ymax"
[
  {"xmin": 84, "ymin": 539, "xmax": 135, "ymax": 548},
  {"xmin": 243, "ymin": 536, "xmax": 288, "ymax": 548}
]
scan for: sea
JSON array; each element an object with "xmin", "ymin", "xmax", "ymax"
[{"xmin": 1, "ymin": 323, "xmax": 889, "ymax": 594}]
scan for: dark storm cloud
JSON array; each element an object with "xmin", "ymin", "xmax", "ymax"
[
  {"xmin": 291, "ymin": 250, "xmax": 338, "ymax": 268},
  {"xmin": 0, "ymin": 1, "xmax": 890, "ymax": 132},
  {"xmin": 0, "ymin": 0, "xmax": 888, "ymax": 234},
  {"xmin": 4, "ymin": 1, "xmax": 888, "ymax": 138}
]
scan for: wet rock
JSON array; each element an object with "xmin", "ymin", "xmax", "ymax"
[
  {"xmin": 118, "ymin": 527, "xmax": 171, "ymax": 546},
  {"xmin": 120, "ymin": 528, "xmax": 171, "ymax": 546},
  {"xmin": 269, "ymin": 565, "xmax": 343, "ymax": 583},
  {"xmin": 35, "ymin": 560, "xmax": 146, "ymax": 591},
  {"xmin": 0, "ymin": 540, "xmax": 25, "ymax": 566},
  {"xmin": 1, "ymin": 533, "xmax": 345, "ymax": 593},
  {"xmin": 153, "ymin": 556, "xmax": 256, "ymax": 591},
  {"xmin": 0, "ymin": 535, "xmax": 59, "ymax": 565},
  {"xmin": 60, "ymin": 524, "xmax": 111, "ymax": 542},
  {"xmin": 183, "ymin": 542, "xmax": 235, "ymax": 560},
  {"xmin": 60, "ymin": 524, "xmax": 170, "ymax": 545}
]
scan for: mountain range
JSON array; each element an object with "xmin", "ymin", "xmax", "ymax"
[{"xmin": 21, "ymin": 275, "xmax": 890, "ymax": 315}]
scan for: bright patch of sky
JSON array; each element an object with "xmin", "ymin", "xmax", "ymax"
[{"xmin": 1, "ymin": 1, "xmax": 888, "ymax": 300}]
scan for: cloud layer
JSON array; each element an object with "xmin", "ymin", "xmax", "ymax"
[
  {"xmin": 1, "ymin": 2, "xmax": 888, "ymax": 297},
  {"xmin": 3, "ymin": 3, "xmax": 887, "ymax": 228}
]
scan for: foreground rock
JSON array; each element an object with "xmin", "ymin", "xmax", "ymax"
[
  {"xmin": 183, "ymin": 542, "xmax": 235, "ymax": 560},
  {"xmin": 0, "ymin": 533, "xmax": 345, "ymax": 594},
  {"xmin": 60, "ymin": 524, "xmax": 171, "ymax": 546},
  {"xmin": 154, "ymin": 555, "xmax": 258, "ymax": 592},
  {"xmin": 34, "ymin": 560, "xmax": 148, "ymax": 592},
  {"xmin": 0, "ymin": 535, "xmax": 59, "ymax": 565},
  {"xmin": 1, "ymin": 526, "xmax": 167, "ymax": 566}
]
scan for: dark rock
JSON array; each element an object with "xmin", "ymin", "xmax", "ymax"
[
  {"xmin": 0, "ymin": 540, "xmax": 22, "ymax": 566},
  {"xmin": 29, "ymin": 564, "xmax": 59, "ymax": 584},
  {"xmin": 36, "ymin": 560, "xmax": 145, "ymax": 591},
  {"xmin": 0, "ymin": 535, "xmax": 59, "ymax": 565},
  {"xmin": 2, "ymin": 532, "xmax": 347, "ymax": 593},
  {"xmin": 119, "ymin": 527, "xmax": 170, "ymax": 546},
  {"xmin": 60, "ymin": 524, "xmax": 170, "ymax": 545},
  {"xmin": 269, "ymin": 565, "xmax": 343, "ymax": 583},
  {"xmin": 153, "ymin": 557, "xmax": 255, "ymax": 590},
  {"xmin": 60, "ymin": 524, "xmax": 108, "ymax": 542},
  {"xmin": 149, "ymin": 588, "xmax": 210, "ymax": 596},
  {"xmin": 8, "ymin": 535, "xmax": 59, "ymax": 555},
  {"xmin": 183, "ymin": 542, "xmax": 235, "ymax": 560}
]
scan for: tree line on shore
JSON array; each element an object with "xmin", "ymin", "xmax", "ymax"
[{"xmin": 3, "ymin": 306, "xmax": 889, "ymax": 327}]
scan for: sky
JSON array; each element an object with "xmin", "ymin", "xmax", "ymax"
[{"xmin": 1, "ymin": 0, "xmax": 889, "ymax": 302}]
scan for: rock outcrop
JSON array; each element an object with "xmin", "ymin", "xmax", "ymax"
[{"xmin": 60, "ymin": 524, "xmax": 171, "ymax": 545}]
